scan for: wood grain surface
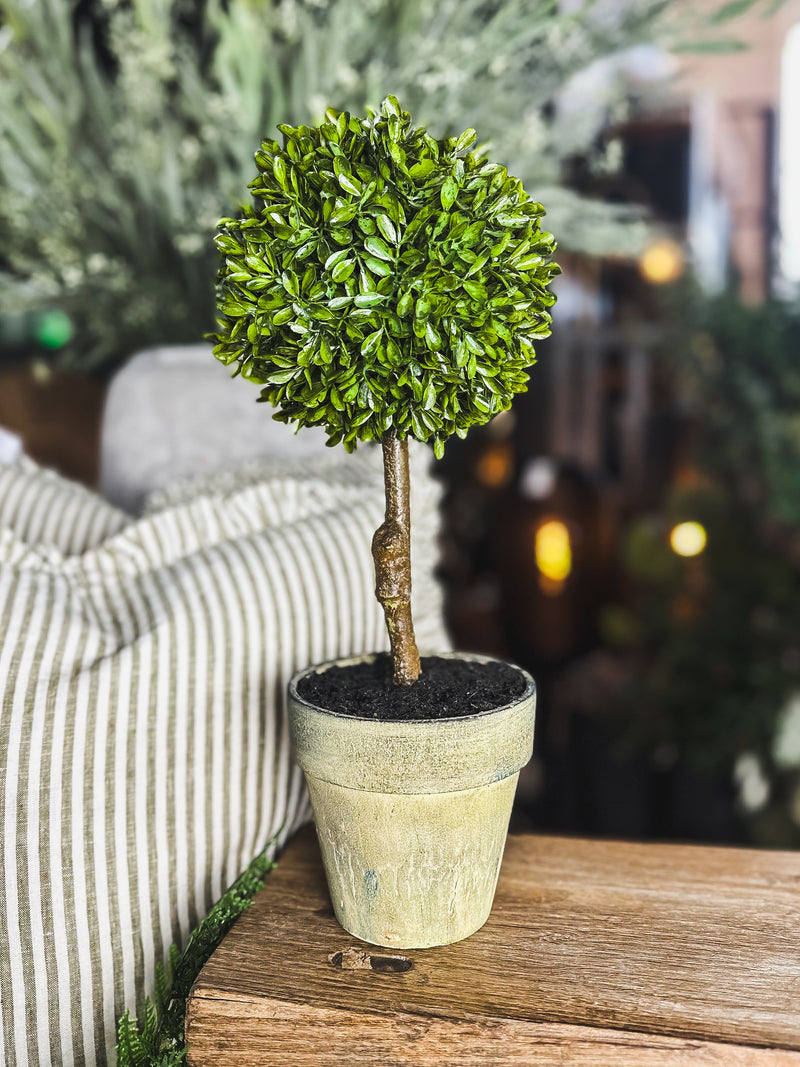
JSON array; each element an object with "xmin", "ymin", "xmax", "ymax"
[{"xmin": 186, "ymin": 826, "xmax": 800, "ymax": 1066}]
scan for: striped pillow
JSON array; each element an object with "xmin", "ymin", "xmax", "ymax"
[
  {"xmin": 0, "ymin": 458, "xmax": 129, "ymax": 553},
  {"xmin": 0, "ymin": 452, "xmax": 448, "ymax": 1066}
]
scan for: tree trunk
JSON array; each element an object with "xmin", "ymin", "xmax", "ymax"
[{"xmin": 371, "ymin": 436, "xmax": 421, "ymax": 685}]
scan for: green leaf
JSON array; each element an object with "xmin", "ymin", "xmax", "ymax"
[
  {"xmin": 215, "ymin": 234, "xmax": 242, "ymax": 255},
  {"xmin": 319, "ymin": 335, "xmax": 334, "ymax": 364},
  {"xmin": 375, "ymin": 215, "xmax": 398, "ymax": 245},
  {"xmin": 281, "ymin": 271, "xmax": 299, "ymax": 297},
  {"xmin": 466, "ymin": 253, "xmax": 489, "ymax": 278},
  {"xmin": 673, "ymin": 37, "xmax": 747, "ymax": 53},
  {"xmin": 515, "ymin": 254, "xmax": 544, "ymax": 270},
  {"xmin": 295, "ymin": 240, "xmax": 317, "ymax": 260},
  {"xmin": 415, "ymin": 295, "xmax": 431, "ymax": 319},
  {"xmin": 273, "ymin": 157, "xmax": 288, "ymax": 189},
  {"xmin": 331, "ymin": 259, "xmax": 356, "ymax": 282},
  {"xmin": 708, "ymin": 0, "xmax": 759, "ymax": 22},
  {"xmin": 409, "ymin": 159, "xmax": 436, "ymax": 181},
  {"xmin": 354, "ymin": 292, "xmax": 388, "ymax": 308},
  {"xmin": 325, "ymin": 248, "xmax": 349, "ymax": 271},
  {"xmin": 389, "ymin": 142, "xmax": 407, "ymax": 171},
  {"xmin": 496, "ymin": 213, "xmax": 529, "ymax": 227},
  {"xmin": 431, "ymin": 213, "xmax": 449, "ymax": 240},
  {"xmin": 385, "ymin": 337, "xmax": 402, "ymax": 364},
  {"xmin": 440, "ymin": 177, "xmax": 459, "ymax": 210},
  {"xmin": 359, "ymin": 266, "xmax": 377, "ymax": 293},
  {"xmin": 425, "ymin": 322, "xmax": 442, "ymax": 349},
  {"xmin": 336, "ymin": 167, "xmax": 362, "ymax": 196},
  {"xmin": 452, "ymin": 128, "xmax": 477, "ymax": 154},
  {"xmin": 265, "ymin": 367, "xmax": 298, "ymax": 384},
  {"xmin": 364, "ymin": 235, "xmax": 393, "ymax": 262},
  {"xmin": 330, "ymin": 203, "xmax": 358, "ymax": 226},
  {"xmin": 244, "ymin": 256, "xmax": 270, "ymax": 275},
  {"xmin": 463, "ymin": 280, "xmax": 487, "ymax": 301},
  {"xmin": 363, "ymin": 256, "xmax": 393, "ymax": 278},
  {"xmin": 361, "ymin": 329, "xmax": 382, "ymax": 356},
  {"xmin": 462, "ymin": 222, "xmax": 486, "ymax": 246}
]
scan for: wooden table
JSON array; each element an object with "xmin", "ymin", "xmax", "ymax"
[{"xmin": 186, "ymin": 826, "xmax": 800, "ymax": 1065}]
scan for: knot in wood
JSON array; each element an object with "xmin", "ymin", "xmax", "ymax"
[
  {"xmin": 372, "ymin": 520, "xmax": 411, "ymax": 600},
  {"xmin": 328, "ymin": 948, "xmax": 413, "ymax": 973}
]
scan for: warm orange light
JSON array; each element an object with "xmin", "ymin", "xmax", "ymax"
[
  {"xmin": 535, "ymin": 520, "xmax": 572, "ymax": 583},
  {"xmin": 669, "ymin": 521, "xmax": 707, "ymax": 557},
  {"xmin": 476, "ymin": 442, "xmax": 513, "ymax": 488},
  {"xmin": 639, "ymin": 238, "xmax": 685, "ymax": 285},
  {"xmin": 538, "ymin": 574, "xmax": 566, "ymax": 597}
]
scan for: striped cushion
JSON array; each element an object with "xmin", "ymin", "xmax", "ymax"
[
  {"xmin": 0, "ymin": 451, "xmax": 448, "ymax": 1066},
  {"xmin": 0, "ymin": 458, "xmax": 129, "ymax": 553}
]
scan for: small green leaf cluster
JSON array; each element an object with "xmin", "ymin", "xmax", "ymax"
[
  {"xmin": 115, "ymin": 842, "xmax": 277, "ymax": 1066},
  {"xmin": 211, "ymin": 96, "xmax": 559, "ymax": 457}
]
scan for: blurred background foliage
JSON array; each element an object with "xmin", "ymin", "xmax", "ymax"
[
  {"xmin": 598, "ymin": 291, "xmax": 800, "ymax": 846},
  {"xmin": 0, "ymin": 0, "xmax": 689, "ymax": 371},
  {"xmin": 676, "ymin": 295, "xmax": 800, "ymax": 528}
]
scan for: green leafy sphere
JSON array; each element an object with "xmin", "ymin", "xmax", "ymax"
[{"xmin": 211, "ymin": 96, "xmax": 559, "ymax": 459}]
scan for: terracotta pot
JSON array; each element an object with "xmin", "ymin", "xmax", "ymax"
[{"xmin": 288, "ymin": 652, "xmax": 536, "ymax": 949}]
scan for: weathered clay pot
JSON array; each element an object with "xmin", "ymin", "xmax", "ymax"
[{"xmin": 288, "ymin": 652, "xmax": 536, "ymax": 949}]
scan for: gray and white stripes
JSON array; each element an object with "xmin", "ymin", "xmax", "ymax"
[
  {"xmin": 0, "ymin": 461, "xmax": 129, "ymax": 556},
  {"xmin": 0, "ymin": 452, "xmax": 448, "ymax": 1066}
]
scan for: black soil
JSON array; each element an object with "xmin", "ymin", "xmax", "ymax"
[{"xmin": 296, "ymin": 654, "xmax": 527, "ymax": 721}]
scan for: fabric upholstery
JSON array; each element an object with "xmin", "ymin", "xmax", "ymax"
[
  {"xmin": 0, "ymin": 457, "xmax": 128, "ymax": 554},
  {"xmin": 0, "ymin": 449, "xmax": 448, "ymax": 1065},
  {"xmin": 99, "ymin": 345, "xmax": 332, "ymax": 514}
]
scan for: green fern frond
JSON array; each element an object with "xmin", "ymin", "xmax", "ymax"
[
  {"xmin": 152, "ymin": 960, "xmax": 171, "ymax": 1018},
  {"xmin": 116, "ymin": 1011, "xmax": 151, "ymax": 1067},
  {"xmin": 170, "ymin": 847, "xmax": 277, "ymax": 999},
  {"xmin": 140, "ymin": 997, "xmax": 159, "ymax": 1050},
  {"xmin": 115, "ymin": 836, "xmax": 278, "ymax": 1067}
]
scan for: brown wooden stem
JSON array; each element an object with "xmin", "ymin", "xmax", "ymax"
[{"xmin": 371, "ymin": 436, "xmax": 421, "ymax": 685}]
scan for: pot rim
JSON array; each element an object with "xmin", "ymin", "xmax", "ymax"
[{"xmin": 288, "ymin": 649, "xmax": 535, "ymax": 725}]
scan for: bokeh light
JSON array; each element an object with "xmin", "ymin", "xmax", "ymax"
[
  {"xmin": 35, "ymin": 310, "xmax": 73, "ymax": 350},
  {"xmin": 638, "ymin": 238, "xmax": 685, "ymax": 285},
  {"xmin": 476, "ymin": 442, "xmax": 513, "ymax": 488},
  {"xmin": 669, "ymin": 521, "xmax": 707, "ymax": 557},
  {"xmin": 535, "ymin": 519, "xmax": 572, "ymax": 583}
]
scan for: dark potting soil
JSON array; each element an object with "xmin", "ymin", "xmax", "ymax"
[{"xmin": 295, "ymin": 653, "xmax": 527, "ymax": 720}]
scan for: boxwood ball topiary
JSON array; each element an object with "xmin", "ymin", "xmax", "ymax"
[{"xmin": 211, "ymin": 95, "xmax": 559, "ymax": 460}]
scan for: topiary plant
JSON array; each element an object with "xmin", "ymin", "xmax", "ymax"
[{"xmin": 211, "ymin": 95, "xmax": 559, "ymax": 685}]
